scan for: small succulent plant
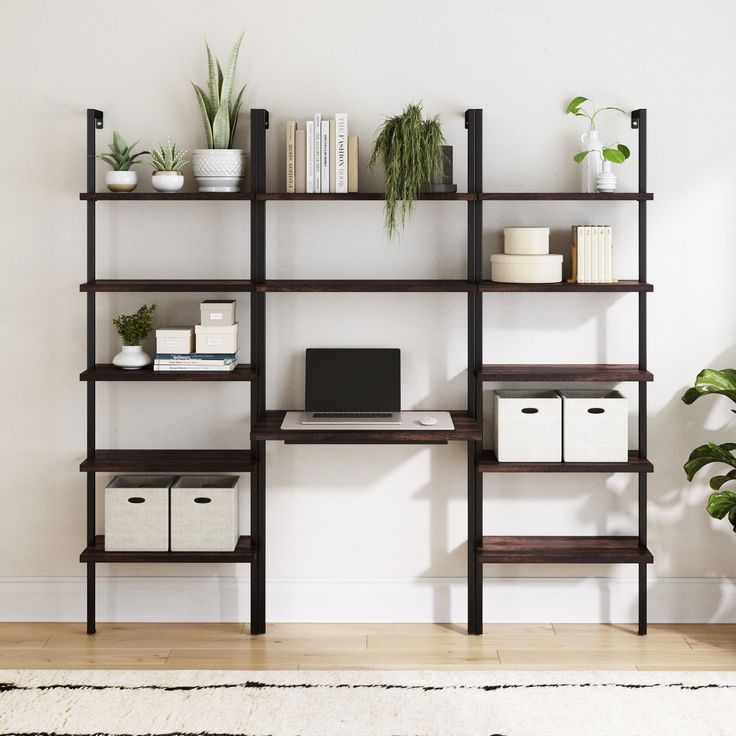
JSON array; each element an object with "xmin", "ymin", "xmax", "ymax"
[
  {"xmin": 149, "ymin": 139, "xmax": 188, "ymax": 172},
  {"xmin": 98, "ymin": 131, "xmax": 147, "ymax": 171}
]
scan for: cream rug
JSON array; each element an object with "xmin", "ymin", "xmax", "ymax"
[{"xmin": 1, "ymin": 669, "xmax": 735, "ymax": 735}]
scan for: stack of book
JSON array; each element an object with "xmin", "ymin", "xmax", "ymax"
[
  {"xmin": 286, "ymin": 114, "xmax": 359, "ymax": 193},
  {"xmin": 154, "ymin": 353, "xmax": 237, "ymax": 373},
  {"xmin": 570, "ymin": 225, "xmax": 616, "ymax": 284}
]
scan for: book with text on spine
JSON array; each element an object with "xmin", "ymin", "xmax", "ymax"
[
  {"xmin": 313, "ymin": 113, "xmax": 322, "ymax": 194},
  {"xmin": 335, "ymin": 113, "xmax": 348, "ymax": 193},
  {"xmin": 154, "ymin": 363, "xmax": 236, "ymax": 372},
  {"xmin": 321, "ymin": 120, "xmax": 330, "ymax": 193},
  {"xmin": 329, "ymin": 119, "xmax": 336, "ymax": 192},
  {"xmin": 305, "ymin": 120, "xmax": 315, "ymax": 193},
  {"xmin": 286, "ymin": 121, "xmax": 296, "ymax": 193}
]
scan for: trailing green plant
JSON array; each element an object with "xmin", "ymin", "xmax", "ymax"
[
  {"xmin": 112, "ymin": 304, "xmax": 156, "ymax": 346},
  {"xmin": 148, "ymin": 139, "xmax": 188, "ymax": 172},
  {"xmin": 369, "ymin": 102, "xmax": 445, "ymax": 237},
  {"xmin": 97, "ymin": 131, "xmax": 147, "ymax": 171},
  {"xmin": 192, "ymin": 32, "xmax": 246, "ymax": 149},
  {"xmin": 682, "ymin": 368, "xmax": 736, "ymax": 532},
  {"xmin": 567, "ymin": 96, "xmax": 630, "ymax": 165}
]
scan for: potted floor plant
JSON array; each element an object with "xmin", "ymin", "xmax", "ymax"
[
  {"xmin": 682, "ymin": 368, "xmax": 736, "ymax": 532},
  {"xmin": 111, "ymin": 304, "xmax": 156, "ymax": 370},
  {"xmin": 191, "ymin": 32, "xmax": 247, "ymax": 192},
  {"xmin": 98, "ymin": 131, "xmax": 147, "ymax": 192},
  {"xmin": 149, "ymin": 139, "xmax": 188, "ymax": 192},
  {"xmin": 369, "ymin": 103, "xmax": 446, "ymax": 238}
]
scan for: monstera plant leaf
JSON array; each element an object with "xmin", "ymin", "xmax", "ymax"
[
  {"xmin": 682, "ymin": 368, "xmax": 736, "ymax": 411},
  {"xmin": 706, "ymin": 491, "xmax": 736, "ymax": 532}
]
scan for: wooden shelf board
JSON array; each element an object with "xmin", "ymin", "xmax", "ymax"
[
  {"xmin": 80, "ymin": 280, "xmax": 253, "ymax": 293},
  {"xmin": 477, "ymin": 536, "xmax": 653, "ymax": 564},
  {"xmin": 480, "ymin": 192, "xmax": 654, "ymax": 201},
  {"xmin": 80, "ymin": 450, "xmax": 255, "ymax": 473},
  {"xmin": 257, "ymin": 280, "xmax": 475, "ymax": 293},
  {"xmin": 251, "ymin": 411, "xmax": 481, "ymax": 443},
  {"xmin": 477, "ymin": 364, "xmax": 654, "ymax": 382},
  {"xmin": 479, "ymin": 280, "xmax": 653, "ymax": 293},
  {"xmin": 80, "ymin": 535, "xmax": 255, "ymax": 563},
  {"xmin": 477, "ymin": 450, "xmax": 653, "ymax": 473},
  {"xmin": 80, "ymin": 364, "xmax": 256, "ymax": 382},
  {"xmin": 258, "ymin": 192, "xmax": 475, "ymax": 201},
  {"xmin": 80, "ymin": 192, "xmax": 253, "ymax": 201}
]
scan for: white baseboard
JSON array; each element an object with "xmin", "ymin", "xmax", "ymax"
[{"xmin": 1, "ymin": 576, "xmax": 734, "ymax": 623}]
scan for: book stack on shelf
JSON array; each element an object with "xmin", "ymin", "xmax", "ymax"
[
  {"xmin": 154, "ymin": 300, "xmax": 238, "ymax": 372},
  {"xmin": 286, "ymin": 114, "xmax": 359, "ymax": 193},
  {"xmin": 570, "ymin": 225, "xmax": 616, "ymax": 284}
]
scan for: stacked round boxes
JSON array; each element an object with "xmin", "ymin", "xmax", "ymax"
[{"xmin": 490, "ymin": 227, "xmax": 562, "ymax": 283}]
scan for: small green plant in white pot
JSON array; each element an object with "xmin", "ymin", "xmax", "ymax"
[
  {"xmin": 149, "ymin": 139, "xmax": 188, "ymax": 192},
  {"xmin": 98, "ymin": 131, "xmax": 147, "ymax": 192},
  {"xmin": 111, "ymin": 304, "xmax": 156, "ymax": 370},
  {"xmin": 191, "ymin": 32, "xmax": 247, "ymax": 192}
]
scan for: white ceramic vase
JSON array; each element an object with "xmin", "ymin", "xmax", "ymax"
[
  {"xmin": 596, "ymin": 160, "xmax": 617, "ymax": 193},
  {"xmin": 192, "ymin": 149, "xmax": 246, "ymax": 192},
  {"xmin": 112, "ymin": 345, "xmax": 152, "ymax": 370},
  {"xmin": 106, "ymin": 170, "xmax": 138, "ymax": 193},
  {"xmin": 580, "ymin": 130, "xmax": 603, "ymax": 194},
  {"xmin": 152, "ymin": 171, "xmax": 185, "ymax": 192}
]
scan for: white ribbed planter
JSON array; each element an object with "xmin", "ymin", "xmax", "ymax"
[{"xmin": 192, "ymin": 149, "xmax": 246, "ymax": 192}]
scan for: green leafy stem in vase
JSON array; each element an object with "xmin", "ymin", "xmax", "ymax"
[{"xmin": 566, "ymin": 96, "xmax": 630, "ymax": 165}]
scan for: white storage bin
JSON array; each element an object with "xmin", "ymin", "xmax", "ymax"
[
  {"xmin": 560, "ymin": 389, "xmax": 628, "ymax": 462},
  {"xmin": 504, "ymin": 227, "xmax": 550, "ymax": 255},
  {"xmin": 156, "ymin": 327, "xmax": 194, "ymax": 354},
  {"xmin": 494, "ymin": 390, "xmax": 562, "ymax": 462},
  {"xmin": 491, "ymin": 254, "xmax": 562, "ymax": 283},
  {"xmin": 195, "ymin": 323, "xmax": 239, "ymax": 354},
  {"xmin": 105, "ymin": 475, "xmax": 175, "ymax": 552},
  {"xmin": 171, "ymin": 475, "xmax": 239, "ymax": 552},
  {"xmin": 200, "ymin": 300, "xmax": 236, "ymax": 326}
]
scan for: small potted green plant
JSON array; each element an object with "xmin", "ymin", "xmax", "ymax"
[
  {"xmin": 682, "ymin": 368, "xmax": 736, "ymax": 532},
  {"xmin": 191, "ymin": 32, "xmax": 247, "ymax": 192},
  {"xmin": 149, "ymin": 139, "xmax": 188, "ymax": 192},
  {"xmin": 111, "ymin": 304, "xmax": 156, "ymax": 370},
  {"xmin": 98, "ymin": 131, "xmax": 147, "ymax": 192},
  {"xmin": 369, "ymin": 102, "xmax": 446, "ymax": 238}
]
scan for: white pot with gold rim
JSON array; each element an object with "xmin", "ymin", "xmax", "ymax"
[{"xmin": 105, "ymin": 170, "xmax": 138, "ymax": 193}]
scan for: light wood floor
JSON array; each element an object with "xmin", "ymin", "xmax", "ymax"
[{"xmin": 1, "ymin": 623, "xmax": 735, "ymax": 670}]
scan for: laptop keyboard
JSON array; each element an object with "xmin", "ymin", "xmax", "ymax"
[{"xmin": 312, "ymin": 412, "xmax": 393, "ymax": 418}]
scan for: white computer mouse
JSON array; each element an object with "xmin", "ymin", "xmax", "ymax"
[{"xmin": 419, "ymin": 416, "xmax": 438, "ymax": 426}]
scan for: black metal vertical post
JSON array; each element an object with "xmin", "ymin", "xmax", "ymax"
[
  {"xmin": 632, "ymin": 109, "xmax": 648, "ymax": 635},
  {"xmin": 466, "ymin": 109, "xmax": 484, "ymax": 635},
  {"xmin": 86, "ymin": 109, "xmax": 102, "ymax": 635},
  {"xmin": 250, "ymin": 109, "xmax": 268, "ymax": 635}
]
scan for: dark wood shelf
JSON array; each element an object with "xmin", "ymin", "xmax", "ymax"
[
  {"xmin": 477, "ymin": 536, "xmax": 654, "ymax": 564},
  {"xmin": 478, "ymin": 364, "xmax": 654, "ymax": 382},
  {"xmin": 257, "ymin": 280, "xmax": 475, "ymax": 293},
  {"xmin": 80, "ymin": 535, "xmax": 255, "ymax": 563},
  {"xmin": 479, "ymin": 280, "xmax": 653, "ymax": 293},
  {"xmin": 80, "ymin": 280, "xmax": 253, "ymax": 292},
  {"xmin": 80, "ymin": 192, "xmax": 253, "ymax": 201},
  {"xmin": 80, "ymin": 364, "xmax": 256, "ymax": 382},
  {"xmin": 480, "ymin": 192, "xmax": 653, "ymax": 201},
  {"xmin": 251, "ymin": 411, "xmax": 481, "ymax": 444},
  {"xmin": 258, "ymin": 192, "xmax": 475, "ymax": 201},
  {"xmin": 80, "ymin": 450, "xmax": 255, "ymax": 473},
  {"xmin": 477, "ymin": 450, "xmax": 653, "ymax": 473}
]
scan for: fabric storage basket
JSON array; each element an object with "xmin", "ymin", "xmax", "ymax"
[
  {"xmin": 195, "ymin": 323, "xmax": 238, "ymax": 354},
  {"xmin": 156, "ymin": 327, "xmax": 194, "ymax": 354},
  {"xmin": 104, "ymin": 475, "xmax": 175, "ymax": 552},
  {"xmin": 560, "ymin": 389, "xmax": 628, "ymax": 462},
  {"xmin": 494, "ymin": 390, "xmax": 562, "ymax": 462},
  {"xmin": 200, "ymin": 300, "xmax": 236, "ymax": 326},
  {"xmin": 170, "ymin": 475, "xmax": 239, "ymax": 552}
]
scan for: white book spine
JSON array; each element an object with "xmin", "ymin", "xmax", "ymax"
[
  {"xmin": 154, "ymin": 364, "xmax": 235, "ymax": 372},
  {"xmin": 320, "ymin": 120, "xmax": 330, "ymax": 193},
  {"xmin": 335, "ymin": 113, "xmax": 348, "ymax": 193},
  {"xmin": 604, "ymin": 226, "xmax": 613, "ymax": 283},
  {"xmin": 590, "ymin": 225, "xmax": 599, "ymax": 283},
  {"xmin": 329, "ymin": 119, "xmax": 336, "ymax": 193},
  {"xmin": 305, "ymin": 120, "xmax": 314, "ymax": 193},
  {"xmin": 313, "ymin": 113, "xmax": 322, "ymax": 194},
  {"xmin": 575, "ymin": 226, "xmax": 583, "ymax": 283},
  {"xmin": 582, "ymin": 226, "xmax": 592, "ymax": 283},
  {"xmin": 597, "ymin": 226, "xmax": 606, "ymax": 283}
]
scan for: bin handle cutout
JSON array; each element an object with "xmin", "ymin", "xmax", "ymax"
[
  {"xmin": 588, "ymin": 407, "xmax": 605, "ymax": 414},
  {"xmin": 194, "ymin": 497, "xmax": 212, "ymax": 504},
  {"xmin": 127, "ymin": 497, "xmax": 145, "ymax": 504},
  {"xmin": 521, "ymin": 407, "xmax": 539, "ymax": 414}
]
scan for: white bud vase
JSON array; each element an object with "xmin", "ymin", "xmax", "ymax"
[
  {"xmin": 580, "ymin": 129, "xmax": 603, "ymax": 193},
  {"xmin": 596, "ymin": 160, "xmax": 617, "ymax": 193},
  {"xmin": 112, "ymin": 344, "xmax": 152, "ymax": 370}
]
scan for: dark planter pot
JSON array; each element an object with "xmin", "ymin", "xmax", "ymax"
[{"xmin": 421, "ymin": 145, "xmax": 457, "ymax": 193}]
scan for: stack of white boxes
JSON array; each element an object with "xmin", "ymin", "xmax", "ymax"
[
  {"xmin": 490, "ymin": 227, "xmax": 563, "ymax": 284},
  {"xmin": 196, "ymin": 300, "xmax": 238, "ymax": 353}
]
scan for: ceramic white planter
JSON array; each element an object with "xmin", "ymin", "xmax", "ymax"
[
  {"xmin": 192, "ymin": 149, "xmax": 246, "ymax": 192},
  {"xmin": 106, "ymin": 170, "xmax": 138, "ymax": 193},
  {"xmin": 596, "ymin": 160, "xmax": 618, "ymax": 193},
  {"xmin": 151, "ymin": 171, "xmax": 184, "ymax": 192},
  {"xmin": 112, "ymin": 344, "xmax": 152, "ymax": 370},
  {"xmin": 579, "ymin": 130, "xmax": 603, "ymax": 193}
]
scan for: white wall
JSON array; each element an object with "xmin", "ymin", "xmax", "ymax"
[{"xmin": 1, "ymin": 0, "xmax": 735, "ymax": 624}]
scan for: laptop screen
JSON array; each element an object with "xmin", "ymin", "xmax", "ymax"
[{"xmin": 305, "ymin": 348, "xmax": 401, "ymax": 412}]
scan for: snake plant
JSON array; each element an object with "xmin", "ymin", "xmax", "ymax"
[
  {"xmin": 97, "ymin": 131, "xmax": 147, "ymax": 171},
  {"xmin": 369, "ymin": 103, "xmax": 445, "ymax": 238},
  {"xmin": 192, "ymin": 32, "xmax": 246, "ymax": 149},
  {"xmin": 148, "ymin": 139, "xmax": 188, "ymax": 172},
  {"xmin": 682, "ymin": 368, "xmax": 736, "ymax": 532}
]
